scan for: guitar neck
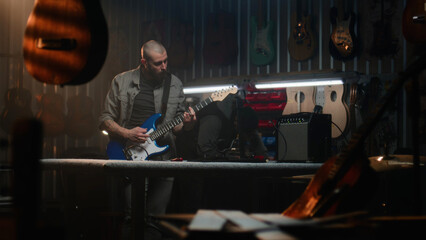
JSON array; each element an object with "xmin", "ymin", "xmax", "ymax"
[
  {"xmin": 150, "ymin": 97, "xmax": 214, "ymax": 140},
  {"xmin": 257, "ymin": 0, "xmax": 264, "ymax": 29},
  {"xmin": 336, "ymin": 0, "xmax": 345, "ymax": 21},
  {"xmin": 296, "ymin": 0, "xmax": 302, "ymax": 21}
]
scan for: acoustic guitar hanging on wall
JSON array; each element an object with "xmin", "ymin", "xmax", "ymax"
[
  {"xmin": 23, "ymin": 0, "xmax": 108, "ymax": 85},
  {"xmin": 288, "ymin": 1, "xmax": 316, "ymax": 61}
]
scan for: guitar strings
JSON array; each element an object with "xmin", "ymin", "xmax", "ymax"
[{"xmin": 150, "ymin": 96, "xmax": 214, "ymax": 140}]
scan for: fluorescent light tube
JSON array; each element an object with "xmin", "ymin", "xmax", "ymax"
[
  {"xmin": 183, "ymin": 84, "xmax": 234, "ymax": 94},
  {"xmin": 255, "ymin": 79, "xmax": 344, "ymax": 89}
]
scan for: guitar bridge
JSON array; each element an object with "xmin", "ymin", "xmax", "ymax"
[
  {"xmin": 124, "ymin": 144, "xmax": 148, "ymax": 161},
  {"xmin": 123, "ymin": 145, "xmax": 136, "ymax": 161}
]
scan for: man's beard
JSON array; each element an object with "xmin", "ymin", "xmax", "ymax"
[{"xmin": 147, "ymin": 64, "xmax": 167, "ymax": 81}]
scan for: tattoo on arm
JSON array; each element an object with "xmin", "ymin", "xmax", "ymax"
[{"xmin": 104, "ymin": 119, "xmax": 126, "ymax": 137}]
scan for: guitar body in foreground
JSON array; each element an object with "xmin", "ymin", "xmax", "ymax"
[
  {"xmin": 402, "ymin": 0, "xmax": 426, "ymax": 44},
  {"xmin": 282, "ymin": 54, "xmax": 426, "ymax": 219},
  {"xmin": 23, "ymin": 0, "xmax": 108, "ymax": 85},
  {"xmin": 283, "ymin": 155, "xmax": 372, "ymax": 218},
  {"xmin": 107, "ymin": 113, "xmax": 168, "ymax": 160},
  {"xmin": 107, "ymin": 86, "xmax": 238, "ymax": 160}
]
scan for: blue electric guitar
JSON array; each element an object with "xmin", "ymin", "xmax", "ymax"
[{"xmin": 107, "ymin": 86, "xmax": 238, "ymax": 160}]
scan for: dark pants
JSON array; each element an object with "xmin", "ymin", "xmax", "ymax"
[{"xmin": 120, "ymin": 177, "xmax": 174, "ymax": 240}]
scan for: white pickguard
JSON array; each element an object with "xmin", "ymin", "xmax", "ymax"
[{"xmin": 125, "ymin": 128, "xmax": 168, "ymax": 161}]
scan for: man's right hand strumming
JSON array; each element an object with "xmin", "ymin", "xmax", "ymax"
[{"xmin": 126, "ymin": 127, "xmax": 149, "ymax": 143}]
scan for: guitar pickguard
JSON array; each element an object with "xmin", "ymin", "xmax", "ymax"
[{"xmin": 124, "ymin": 127, "xmax": 168, "ymax": 161}]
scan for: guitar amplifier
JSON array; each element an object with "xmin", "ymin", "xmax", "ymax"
[{"xmin": 277, "ymin": 113, "xmax": 331, "ymax": 162}]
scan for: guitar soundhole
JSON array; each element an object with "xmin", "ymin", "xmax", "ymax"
[
  {"xmin": 330, "ymin": 91, "xmax": 337, "ymax": 102},
  {"xmin": 293, "ymin": 92, "xmax": 305, "ymax": 103}
]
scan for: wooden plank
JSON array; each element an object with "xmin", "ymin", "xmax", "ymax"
[
  {"xmin": 188, "ymin": 209, "xmax": 226, "ymax": 231},
  {"xmin": 216, "ymin": 210, "xmax": 271, "ymax": 231},
  {"xmin": 250, "ymin": 213, "xmax": 306, "ymax": 227},
  {"xmin": 217, "ymin": 210, "xmax": 296, "ymax": 240}
]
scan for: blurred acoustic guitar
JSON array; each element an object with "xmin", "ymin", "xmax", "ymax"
[
  {"xmin": 402, "ymin": 0, "xmax": 426, "ymax": 44},
  {"xmin": 23, "ymin": 0, "xmax": 108, "ymax": 85},
  {"xmin": 282, "ymin": 53, "xmax": 426, "ymax": 219}
]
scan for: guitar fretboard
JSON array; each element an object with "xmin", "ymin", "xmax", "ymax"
[{"xmin": 150, "ymin": 97, "xmax": 214, "ymax": 140}]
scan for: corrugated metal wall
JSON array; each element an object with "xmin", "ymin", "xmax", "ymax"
[{"xmin": 0, "ymin": 0, "xmax": 412, "ymax": 161}]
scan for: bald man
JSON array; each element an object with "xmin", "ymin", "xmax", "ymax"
[{"xmin": 99, "ymin": 40, "xmax": 196, "ymax": 239}]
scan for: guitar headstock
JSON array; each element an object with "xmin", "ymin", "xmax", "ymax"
[{"xmin": 210, "ymin": 86, "xmax": 238, "ymax": 102}]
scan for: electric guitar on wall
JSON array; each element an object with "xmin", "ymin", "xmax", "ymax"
[
  {"xmin": 23, "ymin": 0, "xmax": 108, "ymax": 85},
  {"xmin": 250, "ymin": 0, "xmax": 275, "ymax": 66},
  {"xmin": 288, "ymin": 1, "xmax": 316, "ymax": 61},
  {"xmin": 107, "ymin": 87, "xmax": 238, "ymax": 160},
  {"xmin": 329, "ymin": 0, "xmax": 359, "ymax": 61}
]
